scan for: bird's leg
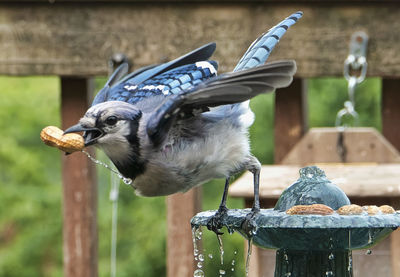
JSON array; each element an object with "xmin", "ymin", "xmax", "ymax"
[
  {"xmin": 207, "ymin": 177, "xmax": 230, "ymax": 235},
  {"xmin": 251, "ymin": 168, "xmax": 261, "ymax": 213},
  {"xmin": 242, "ymin": 156, "xmax": 261, "ymax": 236}
]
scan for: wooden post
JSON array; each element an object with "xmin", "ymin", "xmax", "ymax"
[
  {"xmin": 382, "ymin": 78, "xmax": 400, "ymax": 277},
  {"xmin": 167, "ymin": 187, "xmax": 202, "ymax": 277},
  {"xmin": 274, "ymin": 78, "xmax": 308, "ymax": 163},
  {"xmin": 61, "ymin": 77, "xmax": 98, "ymax": 277}
]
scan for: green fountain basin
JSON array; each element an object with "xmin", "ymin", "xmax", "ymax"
[{"xmin": 191, "ymin": 209, "xmax": 400, "ymax": 250}]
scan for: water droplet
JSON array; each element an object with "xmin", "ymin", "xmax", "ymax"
[
  {"xmin": 284, "ymin": 254, "xmax": 289, "ymax": 262},
  {"xmin": 197, "ymin": 261, "xmax": 203, "ymax": 268},
  {"xmin": 285, "ymin": 273, "xmax": 292, "ymax": 277},
  {"xmin": 195, "ymin": 228, "xmax": 203, "ymax": 240},
  {"xmin": 194, "ymin": 249, "xmax": 199, "ymax": 256},
  {"xmin": 348, "ymin": 254, "xmax": 353, "ymax": 272},
  {"xmin": 198, "ymin": 254, "xmax": 204, "ymax": 262},
  {"xmin": 366, "ymin": 249, "xmax": 372, "ymax": 255},
  {"xmin": 368, "ymin": 230, "xmax": 373, "ymax": 244},
  {"xmin": 231, "ymin": 260, "xmax": 235, "ymax": 266},
  {"xmin": 328, "ymin": 237, "xmax": 334, "ymax": 249},
  {"xmin": 219, "ymin": 269, "xmax": 226, "ymax": 275},
  {"xmin": 122, "ymin": 177, "xmax": 132, "ymax": 185},
  {"xmin": 208, "ymin": 253, "xmax": 213, "ymax": 259},
  {"xmin": 325, "ymin": 271, "xmax": 334, "ymax": 276},
  {"xmin": 231, "ymin": 268, "xmax": 235, "ymax": 272},
  {"xmin": 329, "ymin": 253, "xmax": 335, "ymax": 260},
  {"xmin": 234, "ymin": 250, "xmax": 238, "ymax": 255},
  {"xmin": 193, "ymin": 269, "xmax": 204, "ymax": 277}
]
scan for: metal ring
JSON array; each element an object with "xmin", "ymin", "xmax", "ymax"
[{"xmin": 343, "ymin": 56, "xmax": 367, "ymax": 84}]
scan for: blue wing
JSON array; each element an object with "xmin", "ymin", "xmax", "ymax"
[
  {"xmin": 234, "ymin": 11, "xmax": 302, "ymax": 72},
  {"xmin": 146, "ymin": 11, "xmax": 303, "ymax": 146},
  {"xmin": 106, "ymin": 61, "xmax": 218, "ymax": 104},
  {"xmin": 91, "ymin": 43, "xmax": 216, "ymax": 106}
]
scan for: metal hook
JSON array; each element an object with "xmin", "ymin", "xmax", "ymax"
[
  {"xmin": 343, "ymin": 32, "xmax": 368, "ymax": 84},
  {"xmin": 335, "ymin": 101, "xmax": 359, "ymax": 128}
]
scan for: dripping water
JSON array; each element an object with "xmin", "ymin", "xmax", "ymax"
[
  {"xmin": 110, "ymin": 166, "xmax": 120, "ymax": 277},
  {"xmin": 82, "ymin": 150, "xmax": 133, "ymax": 186},
  {"xmin": 368, "ymin": 230, "xmax": 373, "ymax": 244},
  {"xmin": 283, "ymin": 250, "xmax": 291, "ymax": 276},
  {"xmin": 245, "ymin": 237, "xmax": 253, "ymax": 277},
  {"xmin": 326, "ymin": 252, "xmax": 335, "ymax": 277},
  {"xmin": 216, "ymin": 234, "xmax": 225, "ymax": 265},
  {"xmin": 192, "ymin": 226, "xmax": 205, "ymax": 277},
  {"xmin": 347, "ymin": 229, "xmax": 353, "ymax": 272}
]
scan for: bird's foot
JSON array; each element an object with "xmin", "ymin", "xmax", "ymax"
[
  {"xmin": 241, "ymin": 208, "xmax": 260, "ymax": 237},
  {"xmin": 206, "ymin": 206, "xmax": 228, "ymax": 235}
]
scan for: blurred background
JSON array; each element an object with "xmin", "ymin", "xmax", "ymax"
[{"xmin": 1, "ymin": 1, "xmax": 396, "ymax": 276}]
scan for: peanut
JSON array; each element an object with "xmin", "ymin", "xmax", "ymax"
[
  {"xmin": 286, "ymin": 204, "xmax": 334, "ymax": 215},
  {"xmin": 380, "ymin": 205, "xmax": 395, "ymax": 214},
  {"xmin": 337, "ymin": 204, "xmax": 363, "ymax": 215},
  {"xmin": 40, "ymin": 126, "xmax": 84, "ymax": 153},
  {"xmin": 363, "ymin": 205, "xmax": 380, "ymax": 215}
]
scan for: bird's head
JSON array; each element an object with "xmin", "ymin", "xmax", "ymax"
[{"xmin": 64, "ymin": 101, "xmax": 145, "ymax": 178}]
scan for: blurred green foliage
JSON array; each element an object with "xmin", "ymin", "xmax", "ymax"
[{"xmin": 0, "ymin": 76, "xmax": 381, "ymax": 277}]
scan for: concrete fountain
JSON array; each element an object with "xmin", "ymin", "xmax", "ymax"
[{"xmin": 191, "ymin": 166, "xmax": 400, "ymax": 276}]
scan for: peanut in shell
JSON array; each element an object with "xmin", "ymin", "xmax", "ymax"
[
  {"xmin": 40, "ymin": 126, "xmax": 84, "ymax": 153},
  {"xmin": 337, "ymin": 204, "xmax": 363, "ymax": 215},
  {"xmin": 286, "ymin": 204, "xmax": 334, "ymax": 215}
]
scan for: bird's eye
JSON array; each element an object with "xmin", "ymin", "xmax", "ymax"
[{"xmin": 105, "ymin": 116, "xmax": 118, "ymax": 126}]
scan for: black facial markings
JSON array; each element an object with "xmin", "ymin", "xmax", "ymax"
[{"xmin": 114, "ymin": 110, "xmax": 147, "ymax": 179}]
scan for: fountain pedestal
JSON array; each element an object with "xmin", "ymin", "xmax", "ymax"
[
  {"xmin": 191, "ymin": 166, "xmax": 400, "ymax": 276},
  {"xmin": 275, "ymin": 249, "xmax": 352, "ymax": 277}
]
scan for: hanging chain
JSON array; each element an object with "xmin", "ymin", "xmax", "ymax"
[
  {"xmin": 336, "ymin": 31, "xmax": 368, "ymax": 128},
  {"xmin": 336, "ymin": 32, "xmax": 369, "ymax": 162}
]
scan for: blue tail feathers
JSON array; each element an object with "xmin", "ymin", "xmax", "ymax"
[{"xmin": 234, "ymin": 11, "xmax": 303, "ymax": 72}]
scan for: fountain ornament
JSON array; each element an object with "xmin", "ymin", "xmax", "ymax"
[{"xmin": 191, "ymin": 166, "xmax": 400, "ymax": 276}]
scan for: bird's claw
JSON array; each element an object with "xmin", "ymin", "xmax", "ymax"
[
  {"xmin": 206, "ymin": 206, "xmax": 228, "ymax": 235},
  {"xmin": 241, "ymin": 208, "xmax": 260, "ymax": 237}
]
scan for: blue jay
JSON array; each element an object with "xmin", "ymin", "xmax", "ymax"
[{"xmin": 65, "ymin": 12, "xmax": 302, "ymax": 233}]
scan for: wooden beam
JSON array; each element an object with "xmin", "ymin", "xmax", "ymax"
[
  {"xmin": 382, "ymin": 79, "xmax": 400, "ymax": 151},
  {"xmin": 166, "ymin": 187, "xmax": 201, "ymax": 277},
  {"xmin": 382, "ymin": 78, "xmax": 400, "ymax": 277},
  {"xmin": 274, "ymin": 78, "xmax": 307, "ymax": 163},
  {"xmin": 1, "ymin": 3, "xmax": 400, "ymax": 77},
  {"xmin": 61, "ymin": 77, "xmax": 97, "ymax": 277}
]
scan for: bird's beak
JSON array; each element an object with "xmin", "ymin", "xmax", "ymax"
[{"xmin": 64, "ymin": 123, "xmax": 104, "ymax": 147}]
